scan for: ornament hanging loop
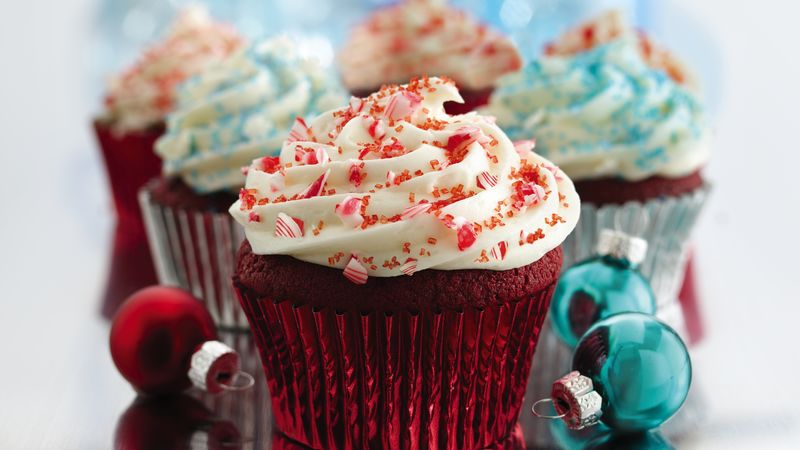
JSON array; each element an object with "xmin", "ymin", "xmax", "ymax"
[
  {"xmin": 218, "ymin": 371, "xmax": 255, "ymax": 392},
  {"xmin": 531, "ymin": 398, "xmax": 567, "ymax": 420}
]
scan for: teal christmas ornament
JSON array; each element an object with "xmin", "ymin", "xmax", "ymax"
[
  {"xmin": 533, "ymin": 313, "xmax": 692, "ymax": 432},
  {"xmin": 551, "ymin": 229, "xmax": 656, "ymax": 347}
]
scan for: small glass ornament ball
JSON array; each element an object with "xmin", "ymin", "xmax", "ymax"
[
  {"xmin": 573, "ymin": 313, "xmax": 692, "ymax": 432},
  {"xmin": 551, "ymin": 254, "xmax": 656, "ymax": 347}
]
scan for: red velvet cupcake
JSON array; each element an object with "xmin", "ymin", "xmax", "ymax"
[
  {"xmin": 338, "ymin": 0, "xmax": 522, "ymax": 115},
  {"xmin": 94, "ymin": 8, "xmax": 243, "ymax": 315},
  {"xmin": 139, "ymin": 37, "xmax": 347, "ymax": 329},
  {"xmin": 230, "ymin": 77, "xmax": 580, "ymax": 449}
]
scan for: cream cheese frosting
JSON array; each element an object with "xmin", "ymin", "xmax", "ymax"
[
  {"xmin": 104, "ymin": 8, "xmax": 244, "ymax": 133},
  {"xmin": 338, "ymin": 0, "xmax": 522, "ymax": 92},
  {"xmin": 155, "ymin": 37, "xmax": 348, "ymax": 194},
  {"xmin": 230, "ymin": 77, "xmax": 579, "ymax": 279},
  {"xmin": 485, "ymin": 38, "xmax": 711, "ymax": 182}
]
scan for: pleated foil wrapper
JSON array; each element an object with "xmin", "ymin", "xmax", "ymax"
[
  {"xmin": 139, "ymin": 180, "xmax": 248, "ymax": 329},
  {"xmin": 520, "ymin": 186, "xmax": 710, "ymax": 447},
  {"xmin": 234, "ymin": 283, "xmax": 555, "ymax": 450}
]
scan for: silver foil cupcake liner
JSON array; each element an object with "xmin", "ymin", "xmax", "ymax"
[
  {"xmin": 520, "ymin": 185, "xmax": 710, "ymax": 446},
  {"xmin": 139, "ymin": 180, "xmax": 248, "ymax": 329}
]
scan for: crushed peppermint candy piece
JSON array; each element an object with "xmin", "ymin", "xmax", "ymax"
[
  {"xmin": 248, "ymin": 211, "xmax": 260, "ymax": 223},
  {"xmin": 366, "ymin": 117, "xmax": 386, "ymax": 141},
  {"xmin": 343, "ymin": 256, "xmax": 368, "ymax": 285},
  {"xmin": 514, "ymin": 140, "xmax": 536, "ymax": 156},
  {"xmin": 490, "ymin": 241, "xmax": 508, "ymax": 261},
  {"xmin": 348, "ymin": 162, "xmax": 364, "ymax": 187},
  {"xmin": 456, "ymin": 219, "xmax": 477, "ymax": 251},
  {"xmin": 295, "ymin": 146, "xmax": 330, "ymax": 165},
  {"xmin": 334, "ymin": 196, "xmax": 364, "ymax": 228},
  {"xmin": 386, "ymin": 170, "xmax": 396, "ymax": 186},
  {"xmin": 384, "ymin": 90, "xmax": 423, "ymax": 121},
  {"xmin": 349, "ymin": 96, "xmax": 365, "ymax": 114},
  {"xmin": 476, "ymin": 171, "xmax": 498, "ymax": 189},
  {"xmin": 241, "ymin": 165, "xmax": 250, "ymax": 176},
  {"xmin": 544, "ymin": 164, "xmax": 565, "ymax": 181},
  {"xmin": 401, "ymin": 202, "xmax": 432, "ymax": 220},
  {"xmin": 445, "ymin": 126, "xmax": 489, "ymax": 164},
  {"xmin": 519, "ymin": 182, "xmax": 547, "ymax": 207},
  {"xmin": 297, "ymin": 169, "xmax": 330, "ymax": 199},
  {"xmin": 400, "ymin": 258, "xmax": 418, "ymax": 276},
  {"xmin": 260, "ymin": 156, "xmax": 281, "ymax": 174},
  {"xmin": 275, "ymin": 213, "xmax": 304, "ymax": 238},
  {"xmin": 287, "ymin": 117, "xmax": 313, "ymax": 143}
]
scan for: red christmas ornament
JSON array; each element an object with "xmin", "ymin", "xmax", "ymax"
[{"xmin": 110, "ymin": 286, "xmax": 245, "ymax": 395}]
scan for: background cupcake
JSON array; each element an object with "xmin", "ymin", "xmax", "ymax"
[
  {"xmin": 485, "ymin": 13, "xmax": 710, "ymax": 336},
  {"xmin": 139, "ymin": 36, "xmax": 346, "ymax": 329},
  {"xmin": 230, "ymin": 77, "xmax": 579, "ymax": 449},
  {"xmin": 484, "ymin": 12, "xmax": 711, "ymax": 438},
  {"xmin": 338, "ymin": 0, "xmax": 521, "ymax": 115},
  {"xmin": 94, "ymin": 7, "xmax": 244, "ymax": 315}
]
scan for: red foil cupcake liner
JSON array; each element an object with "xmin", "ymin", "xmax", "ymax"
[
  {"xmin": 94, "ymin": 120, "xmax": 163, "ymax": 316},
  {"xmin": 234, "ymin": 284, "xmax": 555, "ymax": 450},
  {"xmin": 139, "ymin": 180, "xmax": 247, "ymax": 329}
]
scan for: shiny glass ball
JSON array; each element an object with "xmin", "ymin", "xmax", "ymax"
[
  {"xmin": 573, "ymin": 313, "xmax": 692, "ymax": 432},
  {"xmin": 551, "ymin": 256, "xmax": 656, "ymax": 347}
]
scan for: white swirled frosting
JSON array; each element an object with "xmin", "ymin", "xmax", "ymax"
[
  {"xmin": 485, "ymin": 38, "xmax": 711, "ymax": 182},
  {"xmin": 338, "ymin": 0, "xmax": 521, "ymax": 92},
  {"xmin": 104, "ymin": 8, "xmax": 244, "ymax": 133},
  {"xmin": 155, "ymin": 37, "xmax": 348, "ymax": 193},
  {"xmin": 230, "ymin": 77, "xmax": 579, "ymax": 278}
]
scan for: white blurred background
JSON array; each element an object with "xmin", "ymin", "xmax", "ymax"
[{"xmin": 0, "ymin": 0, "xmax": 797, "ymax": 448}]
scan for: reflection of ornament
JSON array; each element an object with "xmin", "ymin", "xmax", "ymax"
[
  {"xmin": 534, "ymin": 313, "xmax": 691, "ymax": 432},
  {"xmin": 551, "ymin": 229, "xmax": 656, "ymax": 347},
  {"xmin": 110, "ymin": 286, "xmax": 252, "ymax": 395},
  {"xmin": 114, "ymin": 395, "xmax": 242, "ymax": 450}
]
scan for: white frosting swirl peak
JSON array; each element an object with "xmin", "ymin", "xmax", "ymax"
[{"xmin": 230, "ymin": 78, "xmax": 579, "ymax": 278}]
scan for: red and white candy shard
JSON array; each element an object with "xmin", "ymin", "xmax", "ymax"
[
  {"xmin": 241, "ymin": 165, "xmax": 250, "ymax": 176},
  {"xmin": 446, "ymin": 126, "xmax": 481, "ymax": 155},
  {"xmin": 287, "ymin": 117, "xmax": 313, "ymax": 143},
  {"xmin": 366, "ymin": 117, "xmax": 386, "ymax": 141},
  {"xmin": 476, "ymin": 171, "xmax": 498, "ymax": 189},
  {"xmin": 295, "ymin": 146, "xmax": 330, "ymax": 165},
  {"xmin": 343, "ymin": 256, "xmax": 368, "ymax": 285},
  {"xmin": 348, "ymin": 162, "xmax": 363, "ymax": 187},
  {"xmin": 248, "ymin": 211, "xmax": 260, "ymax": 223},
  {"xmin": 275, "ymin": 213, "xmax": 305, "ymax": 238},
  {"xmin": 520, "ymin": 182, "xmax": 547, "ymax": 207},
  {"xmin": 384, "ymin": 91, "xmax": 423, "ymax": 121},
  {"xmin": 401, "ymin": 202, "xmax": 432, "ymax": 221},
  {"xmin": 452, "ymin": 217, "xmax": 478, "ymax": 251},
  {"xmin": 386, "ymin": 170, "xmax": 396, "ymax": 186},
  {"xmin": 490, "ymin": 241, "xmax": 508, "ymax": 261},
  {"xmin": 349, "ymin": 96, "xmax": 365, "ymax": 114},
  {"xmin": 297, "ymin": 169, "xmax": 330, "ymax": 199},
  {"xmin": 544, "ymin": 164, "xmax": 565, "ymax": 181},
  {"xmin": 514, "ymin": 140, "xmax": 536, "ymax": 157},
  {"xmin": 400, "ymin": 258, "xmax": 418, "ymax": 276},
  {"xmin": 443, "ymin": 216, "xmax": 478, "ymax": 251},
  {"xmin": 335, "ymin": 196, "xmax": 364, "ymax": 228},
  {"xmin": 260, "ymin": 156, "xmax": 281, "ymax": 174}
]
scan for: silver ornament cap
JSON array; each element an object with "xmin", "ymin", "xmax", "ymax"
[
  {"xmin": 551, "ymin": 371, "xmax": 603, "ymax": 430},
  {"xmin": 188, "ymin": 341, "xmax": 240, "ymax": 394},
  {"xmin": 596, "ymin": 229, "xmax": 648, "ymax": 266}
]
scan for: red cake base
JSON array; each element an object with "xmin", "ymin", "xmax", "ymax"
[
  {"xmin": 573, "ymin": 170, "xmax": 704, "ymax": 205},
  {"xmin": 234, "ymin": 243, "xmax": 562, "ymax": 449}
]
